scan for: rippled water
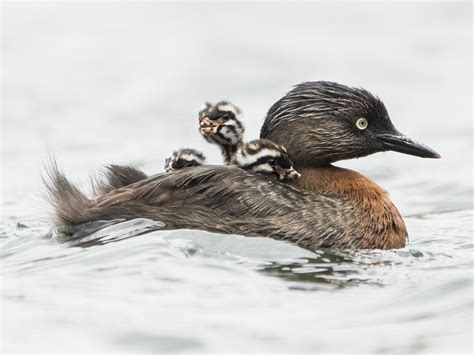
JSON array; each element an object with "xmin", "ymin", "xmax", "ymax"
[{"xmin": 2, "ymin": 2, "xmax": 473, "ymax": 353}]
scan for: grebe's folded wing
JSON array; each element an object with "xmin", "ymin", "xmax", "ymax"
[
  {"xmin": 99, "ymin": 165, "xmax": 305, "ymax": 217},
  {"xmin": 46, "ymin": 164, "xmax": 356, "ymax": 248}
]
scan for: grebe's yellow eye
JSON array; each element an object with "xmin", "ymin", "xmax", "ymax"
[{"xmin": 356, "ymin": 117, "xmax": 368, "ymax": 130}]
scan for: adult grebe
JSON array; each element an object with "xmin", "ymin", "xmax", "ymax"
[{"xmin": 45, "ymin": 81, "xmax": 439, "ymax": 249}]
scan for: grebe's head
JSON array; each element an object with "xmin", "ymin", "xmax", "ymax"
[
  {"xmin": 164, "ymin": 148, "xmax": 206, "ymax": 173},
  {"xmin": 261, "ymin": 81, "xmax": 440, "ymax": 167},
  {"xmin": 234, "ymin": 139, "xmax": 301, "ymax": 182},
  {"xmin": 198, "ymin": 101, "xmax": 245, "ymax": 148}
]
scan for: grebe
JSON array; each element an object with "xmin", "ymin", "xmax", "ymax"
[
  {"xmin": 198, "ymin": 101, "xmax": 244, "ymax": 165},
  {"xmin": 198, "ymin": 101, "xmax": 299, "ymax": 180},
  {"xmin": 233, "ymin": 139, "xmax": 300, "ymax": 181},
  {"xmin": 45, "ymin": 81, "xmax": 440, "ymax": 249},
  {"xmin": 164, "ymin": 148, "xmax": 206, "ymax": 173}
]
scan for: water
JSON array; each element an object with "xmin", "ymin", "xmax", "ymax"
[{"xmin": 1, "ymin": 2, "xmax": 473, "ymax": 353}]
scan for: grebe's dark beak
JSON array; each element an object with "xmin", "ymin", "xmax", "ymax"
[{"xmin": 375, "ymin": 133, "xmax": 441, "ymax": 159}]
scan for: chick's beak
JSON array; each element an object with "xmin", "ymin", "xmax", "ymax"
[
  {"xmin": 277, "ymin": 166, "xmax": 301, "ymax": 181},
  {"xmin": 164, "ymin": 165, "xmax": 175, "ymax": 173},
  {"xmin": 375, "ymin": 132, "xmax": 441, "ymax": 159},
  {"xmin": 199, "ymin": 116, "xmax": 220, "ymax": 134}
]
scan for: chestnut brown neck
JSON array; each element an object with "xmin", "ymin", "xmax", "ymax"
[{"xmin": 296, "ymin": 165, "xmax": 407, "ymax": 249}]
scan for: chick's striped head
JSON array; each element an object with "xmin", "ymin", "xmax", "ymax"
[
  {"xmin": 198, "ymin": 101, "xmax": 245, "ymax": 148},
  {"xmin": 234, "ymin": 139, "xmax": 301, "ymax": 181},
  {"xmin": 164, "ymin": 148, "xmax": 206, "ymax": 172}
]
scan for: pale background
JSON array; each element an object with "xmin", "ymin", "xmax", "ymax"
[{"xmin": 2, "ymin": 2, "xmax": 472, "ymax": 353}]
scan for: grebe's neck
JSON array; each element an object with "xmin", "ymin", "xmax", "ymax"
[
  {"xmin": 222, "ymin": 142, "xmax": 243, "ymax": 165},
  {"xmin": 296, "ymin": 165, "xmax": 407, "ymax": 249}
]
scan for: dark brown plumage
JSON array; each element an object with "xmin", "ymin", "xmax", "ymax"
[
  {"xmin": 93, "ymin": 164, "xmax": 148, "ymax": 196},
  {"xmin": 44, "ymin": 81, "xmax": 440, "ymax": 250},
  {"xmin": 45, "ymin": 163, "xmax": 366, "ymax": 249}
]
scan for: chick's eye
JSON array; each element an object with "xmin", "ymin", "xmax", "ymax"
[
  {"xmin": 356, "ymin": 117, "xmax": 368, "ymax": 130},
  {"xmin": 267, "ymin": 159, "xmax": 276, "ymax": 166},
  {"xmin": 220, "ymin": 112, "xmax": 231, "ymax": 121}
]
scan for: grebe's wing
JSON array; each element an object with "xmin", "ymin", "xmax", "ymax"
[
  {"xmin": 97, "ymin": 165, "xmax": 310, "ymax": 216},
  {"xmin": 45, "ymin": 164, "xmax": 354, "ymax": 248}
]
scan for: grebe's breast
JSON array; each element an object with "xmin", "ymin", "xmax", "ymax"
[{"xmin": 297, "ymin": 165, "xmax": 407, "ymax": 249}]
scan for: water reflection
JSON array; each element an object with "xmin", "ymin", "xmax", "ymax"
[{"xmin": 50, "ymin": 218, "xmax": 166, "ymax": 247}]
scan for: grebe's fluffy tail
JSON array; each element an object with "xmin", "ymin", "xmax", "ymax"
[{"xmin": 43, "ymin": 160, "xmax": 89, "ymax": 226}]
